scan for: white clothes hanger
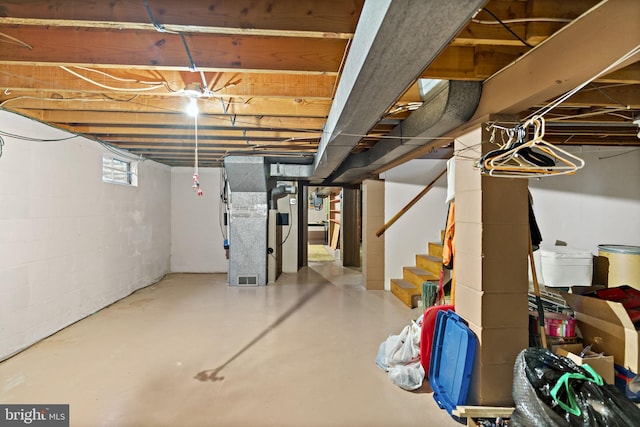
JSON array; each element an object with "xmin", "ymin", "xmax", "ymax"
[{"xmin": 482, "ymin": 116, "xmax": 585, "ymax": 178}]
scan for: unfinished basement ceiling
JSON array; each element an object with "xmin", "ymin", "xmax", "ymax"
[{"xmin": 0, "ymin": 0, "xmax": 638, "ymax": 185}]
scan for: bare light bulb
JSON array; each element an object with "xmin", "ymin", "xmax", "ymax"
[{"xmin": 186, "ymin": 98, "xmax": 199, "ymax": 117}]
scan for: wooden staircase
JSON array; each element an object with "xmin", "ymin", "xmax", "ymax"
[{"xmin": 390, "ymin": 232, "xmax": 445, "ymax": 308}]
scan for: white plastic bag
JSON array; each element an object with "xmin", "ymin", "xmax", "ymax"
[
  {"xmin": 386, "ymin": 322, "xmax": 421, "ymax": 366},
  {"xmin": 376, "ymin": 317, "xmax": 425, "ymax": 390},
  {"xmin": 375, "ymin": 341, "xmax": 388, "ymax": 371},
  {"xmin": 388, "ymin": 361, "xmax": 425, "ymax": 390}
]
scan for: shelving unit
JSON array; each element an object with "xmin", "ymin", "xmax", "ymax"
[{"xmin": 329, "ymin": 192, "xmax": 341, "ymax": 250}]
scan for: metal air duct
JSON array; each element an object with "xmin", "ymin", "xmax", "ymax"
[{"xmin": 224, "ymin": 156, "xmax": 269, "ymax": 286}]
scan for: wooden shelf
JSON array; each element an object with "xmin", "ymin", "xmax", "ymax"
[{"xmin": 329, "ymin": 192, "xmax": 341, "ymax": 250}]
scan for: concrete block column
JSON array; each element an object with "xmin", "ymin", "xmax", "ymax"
[
  {"xmin": 362, "ymin": 179, "xmax": 385, "ymax": 290},
  {"xmin": 454, "ymin": 125, "xmax": 529, "ymax": 405}
]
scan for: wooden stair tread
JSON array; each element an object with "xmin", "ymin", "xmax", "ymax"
[
  {"xmin": 390, "ymin": 279, "xmax": 421, "ymax": 309},
  {"xmin": 391, "ymin": 279, "xmax": 420, "ymax": 290},
  {"xmin": 403, "ymin": 266, "xmax": 438, "ymax": 278},
  {"xmin": 403, "ymin": 266, "xmax": 439, "ymax": 288},
  {"xmin": 416, "ymin": 254, "xmax": 444, "ymax": 276},
  {"xmin": 416, "ymin": 254, "xmax": 442, "ymax": 262},
  {"xmin": 387, "ymin": 229, "xmax": 447, "ymax": 309}
]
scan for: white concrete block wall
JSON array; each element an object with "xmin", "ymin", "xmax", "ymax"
[
  {"xmin": 170, "ymin": 167, "xmax": 228, "ymax": 273},
  {"xmin": 381, "ymin": 159, "xmax": 449, "ymax": 290},
  {"xmin": 530, "ymin": 146, "xmax": 640, "ymax": 251},
  {"xmin": 0, "ymin": 111, "xmax": 171, "ymax": 361}
]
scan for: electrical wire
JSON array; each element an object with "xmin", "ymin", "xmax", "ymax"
[
  {"xmin": 191, "ymin": 112, "xmax": 203, "ymax": 195},
  {"xmin": 598, "ymin": 147, "xmax": 640, "ymax": 160},
  {"xmin": 0, "ymin": 129, "xmax": 78, "ymax": 142},
  {"xmin": 0, "ymin": 135, "xmax": 4, "ymax": 158},
  {"xmin": 278, "ymin": 196, "xmax": 294, "ymax": 247},
  {"xmin": 527, "ymin": 44, "xmax": 640, "ymax": 120},
  {"xmin": 472, "ymin": 17, "xmax": 572, "ymax": 25},
  {"xmin": 218, "ymin": 167, "xmax": 229, "ymax": 240},
  {"xmin": 142, "ymin": 0, "xmax": 179, "ymax": 35},
  {"xmin": 179, "ymin": 33, "xmax": 198, "ymax": 71},
  {"xmin": 480, "ymin": 8, "xmax": 533, "ymax": 48},
  {"xmin": 0, "ymin": 117, "xmax": 144, "ymax": 162},
  {"xmin": 0, "ymin": 94, "xmax": 142, "ymax": 108},
  {"xmin": 60, "ymin": 66, "xmax": 168, "ymax": 92},
  {"xmin": 96, "ymin": 138, "xmax": 146, "ymax": 162},
  {"xmin": 68, "ymin": 66, "xmax": 168, "ymax": 86},
  {"xmin": 194, "ymin": 114, "xmax": 199, "ymax": 176},
  {"xmin": 330, "ymin": 37, "xmax": 352, "ymax": 102},
  {"xmin": 544, "ymin": 107, "xmax": 632, "ymax": 122},
  {"xmin": 143, "ymin": 0, "xmax": 198, "ymax": 71},
  {"xmin": 0, "ymin": 31, "xmax": 33, "ymax": 49},
  {"xmin": 587, "ymin": 82, "xmax": 631, "ymax": 109}
]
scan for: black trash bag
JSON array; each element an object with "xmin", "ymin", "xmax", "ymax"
[{"xmin": 511, "ymin": 347, "xmax": 640, "ymax": 426}]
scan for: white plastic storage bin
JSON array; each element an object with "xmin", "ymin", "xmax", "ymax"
[{"xmin": 540, "ymin": 247, "xmax": 593, "ymax": 287}]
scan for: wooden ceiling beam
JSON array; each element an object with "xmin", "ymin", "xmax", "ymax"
[
  {"xmin": 113, "ymin": 143, "xmax": 316, "ymax": 155},
  {"xmin": 454, "ymin": 0, "xmax": 529, "ymax": 47},
  {"xmin": 524, "ymin": 0, "xmax": 601, "ymax": 45},
  {"xmin": 0, "ymin": 17, "xmax": 353, "ymax": 39},
  {"xmin": 0, "ymin": 18, "xmax": 354, "ymax": 40},
  {"xmin": 543, "ymin": 135, "xmax": 640, "ymax": 146},
  {"xmin": 423, "ymin": 46, "xmax": 637, "ymax": 84},
  {"xmin": 113, "ymin": 142, "xmax": 318, "ymax": 150},
  {"xmin": 422, "ymin": 45, "xmax": 528, "ymax": 80},
  {"xmin": 0, "ymin": 0, "xmax": 362, "ymax": 34},
  {"xmin": 0, "ymin": 65, "xmax": 337, "ymax": 98},
  {"xmin": 2, "ymin": 93, "xmax": 331, "ymax": 117},
  {"xmin": 472, "ymin": 0, "xmax": 640, "ymax": 119},
  {"xmin": 595, "ymin": 62, "xmax": 640, "ymax": 85},
  {"xmin": 454, "ymin": 0, "xmax": 599, "ymax": 47},
  {"xmin": 35, "ymin": 110, "xmax": 326, "ymax": 130},
  {"xmin": 384, "ymin": 0, "xmax": 640, "ymax": 171},
  {"xmin": 540, "ymin": 83, "xmax": 640, "ymax": 109},
  {"xmin": 124, "ymin": 151, "xmax": 313, "ymax": 159},
  {"xmin": 65, "ymin": 125, "xmax": 322, "ymax": 139},
  {"xmin": 104, "ymin": 138, "xmax": 318, "ymax": 150},
  {"xmin": 95, "ymin": 140, "xmax": 320, "ymax": 151},
  {"xmin": 0, "ymin": 26, "xmax": 346, "ymax": 73}
]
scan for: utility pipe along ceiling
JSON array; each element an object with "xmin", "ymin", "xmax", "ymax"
[{"xmin": 0, "ymin": 0, "xmax": 639, "ymax": 185}]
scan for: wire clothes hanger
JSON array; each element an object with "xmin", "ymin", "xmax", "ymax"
[
  {"xmin": 475, "ymin": 45, "xmax": 640, "ymax": 179},
  {"xmin": 479, "ymin": 115, "xmax": 585, "ymax": 178}
]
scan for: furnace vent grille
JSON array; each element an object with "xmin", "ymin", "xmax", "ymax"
[{"xmin": 237, "ymin": 275, "xmax": 258, "ymax": 286}]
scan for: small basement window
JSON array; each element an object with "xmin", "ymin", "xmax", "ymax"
[{"xmin": 102, "ymin": 156, "xmax": 138, "ymax": 186}]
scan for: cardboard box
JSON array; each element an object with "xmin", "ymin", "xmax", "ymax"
[
  {"xmin": 555, "ymin": 343, "xmax": 614, "ymax": 384},
  {"xmin": 462, "ymin": 318, "xmax": 527, "ymax": 406},
  {"xmin": 464, "ymin": 321, "xmax": 528, "ymax": 366},
  {"xmin": 562, "ymin": 291, "xmax": 640, "ymax": 373},
  {"xmin": 455, "ymin": 284, "xmax": 528, "ymax": 329},
  {"xmin": 466, "ymin": 361, "xmax": 515, "ymax": 406}
]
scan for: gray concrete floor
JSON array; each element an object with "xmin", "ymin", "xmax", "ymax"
[{"xmin": 0, "ymin": 261, "xmax": 461, "ymax": 427}]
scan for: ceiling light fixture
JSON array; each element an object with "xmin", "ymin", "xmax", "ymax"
[
  {"xmin": 184, "ymin": 83, "xmax": 204, "ymax": 117},
  {"xmin": 184, "ymin": 82, "xmax": 203, "ymax": 99},
  {"xmin": 186, "ymin": 97, "xmax": 199, "ymax": 117}
]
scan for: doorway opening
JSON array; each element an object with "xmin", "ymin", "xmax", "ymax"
[{"xmin": 307, "ymin": 186, "xmax": 342, "ymax": 263}]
